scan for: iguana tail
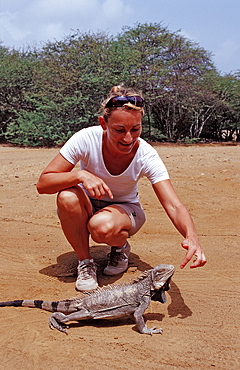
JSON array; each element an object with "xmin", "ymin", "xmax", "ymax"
[{"xmin": 0, "ymin": 300, "xmax": 60, "ymax": 312}]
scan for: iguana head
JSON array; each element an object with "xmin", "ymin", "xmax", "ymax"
[{"xmin": 150, "ymin": 264, "xmax": 175, "ymax": 303}]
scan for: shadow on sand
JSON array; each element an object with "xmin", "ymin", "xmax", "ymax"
[{"xmin": 39, "ymin": 244, "xmax": 192, "ymax": 320}]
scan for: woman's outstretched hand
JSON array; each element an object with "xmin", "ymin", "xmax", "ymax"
[{"xmin": 180, "ymin": 238, "xmax": 207, "ymax": 268}]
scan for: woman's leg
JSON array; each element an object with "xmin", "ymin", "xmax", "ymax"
[
  {"xmin": 88, "ymin": 203, "xmax": 146, "ymax": 275},
  {"xmin": 57, "ymin": 186, "xmax": 99, "ymax": 291},
  {"xmin": 88, "ymin": 205, "xmax": 132, "ymax": 275},
  {"xmin": 57, "ymin": 186, "xmax": 93, "ymax": 260},
  {"xmin": 87, "ymin": 205, "xmax": 132, "ymax": 247}
]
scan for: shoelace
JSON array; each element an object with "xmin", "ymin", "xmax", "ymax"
[
  {"xmin": 78, "ymin": 263, "xmax": 96, "ymax": 280},
  {"xmin": 108, "ymin": 248, "xmax": 127, "ymax": 266}
]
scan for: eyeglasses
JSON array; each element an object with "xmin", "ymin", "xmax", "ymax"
[{"xmin": 105, "ymin": 95, "xmax": 144, "ymax": 108}]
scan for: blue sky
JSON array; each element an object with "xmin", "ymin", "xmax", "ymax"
[{"xmin": 0, "ymin": 0, "xmax": 239, "ymax": 75}]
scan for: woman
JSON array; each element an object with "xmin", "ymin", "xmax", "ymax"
[{"xmin": 36, "ymin": 85, "xmax": 206, "ymax": 291}]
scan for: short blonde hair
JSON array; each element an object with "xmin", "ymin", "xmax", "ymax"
[{"xmin": 101, "ymin": 84, "xmax": 145, "ymax": 120}]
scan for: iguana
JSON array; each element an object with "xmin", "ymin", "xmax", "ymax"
[{"xmin": 0, "ymin": 263, "xmax": 174, "ymax": 335}]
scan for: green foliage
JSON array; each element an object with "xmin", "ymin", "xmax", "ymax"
[
  {"xmin": 0, "ymin": 24, "xmax": 239, "ymax": 146},
  {"xmin": 5, "ymin": 111, "xmax": 66, "ymax": 147},
  {"xmin": 181, "ymin": 137, "xmax": 202, "ymax": 144}
]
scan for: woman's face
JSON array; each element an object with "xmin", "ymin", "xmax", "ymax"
[{"xmin": 99, "ymin": 109, "xmax": 142, "ymax": 155}]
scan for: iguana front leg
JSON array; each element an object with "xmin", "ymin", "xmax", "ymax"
[{"xmin": 133, "ymin": 296, "xmax": 163, "ymax": 335}]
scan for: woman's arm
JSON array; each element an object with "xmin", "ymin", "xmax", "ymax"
[
  {"xmin": 36, "ymin": 153, "xmax": 113, "ymax": 199},
  {"xmin": 36, "ymin": 153, "xmax": 80, "ymax": 194},
  {"xmin": 152, "ymin": 179, "xmax": 207, "ymax": 269}
]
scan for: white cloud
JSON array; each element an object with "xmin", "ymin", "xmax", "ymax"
[
  {"xmin": 0, "ymin": 1, "xmax": 109, "ymax": 47},
  {"xmin": 28, "ymin": 0, "xmax": 99, "ymax": 19},
  {"xmin": 0, "ymin": 11, "xmax": 30, "ymax": 42},
  {"xmin": 0, "ymin": 0, "xmax": 239, "ymax": 73},
  {"xmin": 38, "ymin": 22, "xmax": 65, "ymax": 43},
  {"xmin": 0, "ymin": 0, "xmax": 133, "ymax": 47},
  {"xmin": 102, "ymin": 0, "xmax": 132, "ymax": 19}
]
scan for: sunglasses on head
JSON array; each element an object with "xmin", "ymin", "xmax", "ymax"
[{"xmin": 105, "ymin": 95, "xmax": 144, "ymax": 108}]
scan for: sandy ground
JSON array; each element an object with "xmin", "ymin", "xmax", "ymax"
[{"xmin": 0, "ymin": 143, "xmax": 239, "ymax": 370}]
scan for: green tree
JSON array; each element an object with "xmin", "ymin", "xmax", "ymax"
[
  {"xmin": 0, "ymin": 45, "xmax": 37, "ymax": 142},
  {"xmin": 116, "ymin": 23, "xmax": 216, "ymax": 140},
  {"xmin": 0, "ymin": 23, "xmax": 239, "ymax": 146}
]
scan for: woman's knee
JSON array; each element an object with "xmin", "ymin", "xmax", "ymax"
[
  {"xmin": 57, "ymin": 189, "xmax": 79, "ymax": 210},
  {"xmin": 88, "ymin": 213, "xmax": 114, "ymax": 241},
  {"xmin": 57, "ymin": 187, "xmax": 92, "ymax": 218}
]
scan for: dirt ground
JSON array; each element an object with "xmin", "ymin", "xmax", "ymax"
[{"xmin": 0, "ymin": 143, "xmax": 239, "ymax": 370}]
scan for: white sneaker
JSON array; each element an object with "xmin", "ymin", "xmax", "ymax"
[
  {"xmin": 76, "ymin": 259, "xmax": 98, "ymax": 291},
  {"xmin": 103, "ymin": 241, "xmax": 130, "ymax": 275}
]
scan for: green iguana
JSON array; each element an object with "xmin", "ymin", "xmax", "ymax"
[{"xmin": 0, "ymin": 264, "xmax": 175, "ymax": 335}]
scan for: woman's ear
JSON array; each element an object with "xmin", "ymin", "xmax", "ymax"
[{"xmin": 98, "ymin": 116, "xmax": 107, "ymax": 130}]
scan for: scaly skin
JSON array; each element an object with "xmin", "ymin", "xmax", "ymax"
[{"xmin": 0, "ymin": 264, "xmax": 175, "ymax": 334}]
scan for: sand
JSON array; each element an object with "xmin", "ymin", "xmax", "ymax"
[{"xmin": 0, "ymin": 143, "xmax": 239, "ymax": 369}]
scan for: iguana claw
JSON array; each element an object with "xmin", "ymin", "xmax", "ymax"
[
  {"xmin": 49, "ymin": 313, "xmax": 69, "ymax": 334},
  {"xmin": 141, "ymin": 326, "xmax": 163, "ymax": 335}
]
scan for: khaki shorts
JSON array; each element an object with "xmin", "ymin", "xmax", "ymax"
[{"xmin": 89, "ymin": 198, "xmax": 146, "ymax": 236}]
